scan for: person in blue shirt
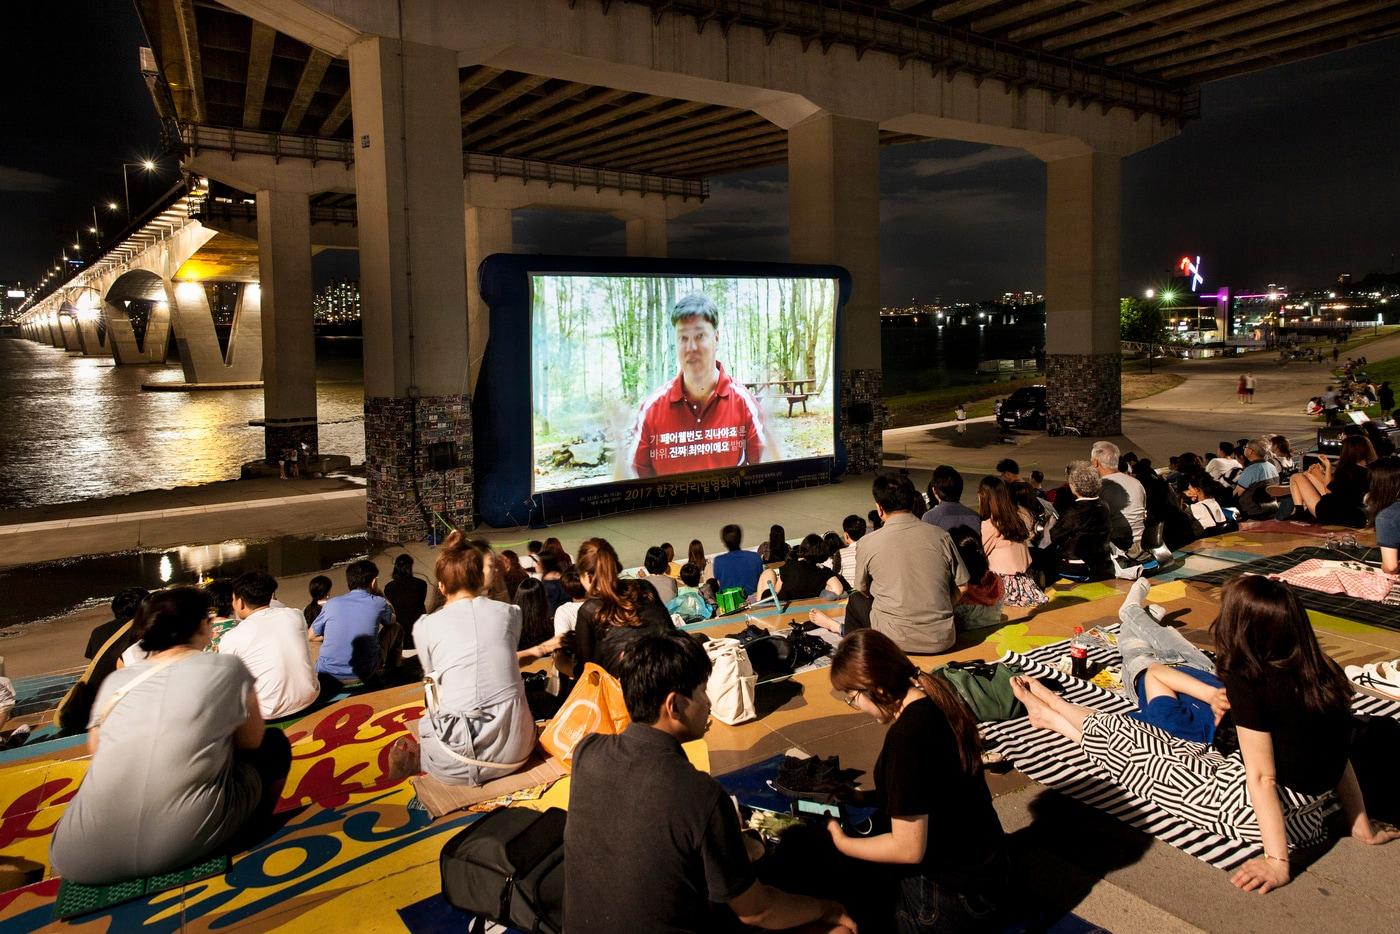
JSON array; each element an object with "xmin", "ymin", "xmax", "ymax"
[
  {"xmin": 1233, "ymin": 439, "xmax": 1279, "ymax": 495},
  {"xmin": 309, "ymin": 560, "xmax": 398, "ymax": 684},
  {"xmin": 711, "ymin": 524, "xmax": 765, "ymax": 596},
  {"xmin": 1371, "ymin": 456, "xmax": 1400, "ymax": 573}
]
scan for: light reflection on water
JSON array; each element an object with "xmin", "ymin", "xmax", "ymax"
[
  {"xmin": 0, "ymin": 337, "xmax": 366, "ymax": 510},
  {"xmin": 0, "ymin": 532, "xmax": 370, "ymax": 631}
]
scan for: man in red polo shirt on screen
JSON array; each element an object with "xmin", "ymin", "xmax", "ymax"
[{"xmin": 627, "ymin": 293, "xmax": 768, "ymax": 479}]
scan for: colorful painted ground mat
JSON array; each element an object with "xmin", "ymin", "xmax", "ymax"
[
  {"xmin": 981, "ymin": 628, "xmax": 1400, "ymax": 871},
  {"xmin": 1189, "ymin": 546, "xmax": 1400, "ymax": 630}
]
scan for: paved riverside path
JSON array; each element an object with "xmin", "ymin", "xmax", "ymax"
[
  {"xmin": 885, "ymin": 330, "xmax": 1400, "ymax": 479},
  {"xmin": 0, "ymin": 475, "xmax": 367, "ymax": 568}
]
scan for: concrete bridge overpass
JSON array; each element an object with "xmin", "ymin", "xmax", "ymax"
[{"xmin": 16, "ymin": 0, "xmax": 1400, "ymax": 541}]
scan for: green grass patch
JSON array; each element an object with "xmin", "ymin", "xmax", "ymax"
[
  {"xmin": 885, "ymin": 377, "xmax": 1041, "ymax": 428},
  {"xmin": 884, "ymin": 371, "xmax": 1185, "ymax": 429},
  {"xmin": 1309, "ymin": 353, "xmax": 1400, "ymax": 422}
]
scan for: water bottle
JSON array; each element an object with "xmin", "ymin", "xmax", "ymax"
[{"xmin": 1069, "ymin": 626, "xmax": 1090, "ymax": 680}]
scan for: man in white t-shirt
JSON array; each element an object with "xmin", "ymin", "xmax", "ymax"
[
  {"xmin": 223, "ymin": 571, "xmax": 321, "ymax": 719},
  {"xmin": 1091, "ymin": 440, "xmax": 1147, "ymax": 556},
  {"xmin": 1205, "ymin": 441, "xmax": 1243, "ymax": 483}
]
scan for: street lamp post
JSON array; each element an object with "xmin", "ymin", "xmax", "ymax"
[{"xmin": 120, "ymin": 160, "xmax": 159, "ymax": 222}]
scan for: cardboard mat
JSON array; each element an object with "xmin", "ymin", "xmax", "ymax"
[{"xmin": 411, "ymin": 753, "xmax": 566, "ymax": 820}]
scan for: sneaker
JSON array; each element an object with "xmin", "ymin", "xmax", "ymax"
[{"xmin": 1345, "ymin": 663, "xmax": 1400, "ymax": 701}]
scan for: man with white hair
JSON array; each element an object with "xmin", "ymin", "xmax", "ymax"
[{"xmin": 1091, "ymin": 440, "xmax": 1147, "ymax": 556}]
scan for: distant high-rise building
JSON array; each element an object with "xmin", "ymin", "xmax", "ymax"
[{"xmin": 313, "ymin": 279, "xmax": 361, "ymax": 324}]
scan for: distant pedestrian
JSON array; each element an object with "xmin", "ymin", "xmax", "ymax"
[
  {"xmin": 1333, "ymin": 346, "xmax": 1340, "ymax": 364},
  {"xmin": 1321, "ymin": 384, "xmax": 1341, "ymax": 427},
  {"xmin": 1380, "ymin": 381, "xmax": 1394, "ymax": 420},
  {"xmin": 1236, "ymin": 375, "xmax": 1248, "ymax": 405},
  {"xmin": 1244, "ymin": 372, "xmax": 1256, "ymax": 404},
  {"xmin": 955, "ymin": 402, "xmax": 968, "ymax": 434}
]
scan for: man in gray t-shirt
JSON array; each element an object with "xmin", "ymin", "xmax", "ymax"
[{"xmin": 813, "ymin": 474, "xmax": 968, "ymax": 654}]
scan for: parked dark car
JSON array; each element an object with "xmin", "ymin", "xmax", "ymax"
[{"xmin": 996, "ymin": 385, "xmax": 1048, "ymax": 431}]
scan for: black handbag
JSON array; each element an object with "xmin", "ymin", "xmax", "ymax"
[{"xmin": 440, "ymin": 806, "xmax": 566, "ymax": 934}]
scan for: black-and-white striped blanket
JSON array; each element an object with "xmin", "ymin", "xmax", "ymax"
[{"xmin": 981, "ymin": 626, "xmax": 1400, "ymax": 871}]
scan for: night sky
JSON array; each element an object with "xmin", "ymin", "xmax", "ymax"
[{"xmin": 2, "ymin": 2, "xmax": 1396, "ymax": 303}]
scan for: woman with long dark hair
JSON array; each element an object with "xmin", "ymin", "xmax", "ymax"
[
  {"xmin": 754, "ymin": 533, "xmax": 846, "ymax": 602},
  {"xmin": 827, "ymin": 629, "xmax": 1006, "ymax": 931},
  {"xmin": 498, "ymin": 550, "xmax": 530, "ymax": 599},
  {"xmin": 757, "ymin": 524, "xmax": 790, "ymax": 563},
  {"xmin": 687, "ymin": 538, "xmax": 707, "ymax": 577},
  {"xmin": 977, "ymin": 476, "xmax": 1047, "ymax": 607},
  {"xmin": 383, "ymin": 553, "xmax": 428, "ymax": 648},
  {"xmin": 1289, "ymin": 434, "xmax": 1376, "ymax": 526},
  {"xmin": 512, "ymin": 577, "xmax": 554, "ymax": 652},
  {"xmin": 1010, "ymin": 576, "xmax": 1398, "ymax": 893},
  {"xmin": 1368, "ymin": 456, "xmax": 1400, "ymax": 573},
  {"xmin": 567, "ymin": 538, "xmax": 672, "ymax": 674}
]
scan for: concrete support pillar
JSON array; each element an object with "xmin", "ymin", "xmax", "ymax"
[
  {"xmin": 1042, "ymin": 151, "xmax": 1122, "ymax": 436},
  {"xmin": 351, "ymin": 36, "xmax": 472, "ymax": 541},
  {"xmin": 76, "ymin": 316, "xmax": 110, "ymax": 357},
  {"xmin": 256, "ymin": 188, "xmax": 319, "ymax": 461},
  {"xmin": 104, "ymin": 301, "xmax": 142, "ymax": 365},
  {"xmin": 624, "ymin": 215, "xmax": 667, "ymax": 258},
  {"xmin": 787, "ymin": 111, "xmax": 886, "ymax": 473},
  {"xmin": 57, "ymin": 315, "xmax": 81, "ymax": 352},
  {"xmin": 465, "ymin": 205, "xmax": 513, "ymax": 392},
  {"xmin": 169, "ymin": 280, "xmax": 262, "ymax": 384},
  {"xmin": 144, "ymin": 300, "xmax": 174, "ymax": 363}
]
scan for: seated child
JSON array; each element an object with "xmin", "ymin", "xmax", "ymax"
[
  {"xmin": 667, "ymin": 562, "xmax": 715, "ymax": 624},
  {"xmin": 948, "ymin": 524, "xmax": 1004, "ymax": 630}
]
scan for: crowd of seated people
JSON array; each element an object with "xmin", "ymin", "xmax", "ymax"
[{"xmin": 45, "ymin": 445, "xmax": 1400, "ymax": 912}]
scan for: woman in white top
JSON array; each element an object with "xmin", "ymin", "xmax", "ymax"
[
  {"xmin": 50, "ymin": 587, "xmax": 291, "ymax": 884},
  {"xmin": 391, "ymin": 532, "xmax": 536, "ymax": 786}
]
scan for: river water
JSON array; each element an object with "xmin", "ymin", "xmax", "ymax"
[
  {"xmin": 0, "ymin": 323, "xmax": 1044, "ymax": 511},
  {"xmin": 0, "ymin": 337, "xmax": 366, "ymax": 510}
]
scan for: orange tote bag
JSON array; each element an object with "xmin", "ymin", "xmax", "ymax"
[{"xmin": 538, "ymin": 663, "xmax": 630, "ymax": 770}]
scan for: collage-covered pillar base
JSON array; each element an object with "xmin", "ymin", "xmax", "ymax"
[
  {"xmin": 364, "ymin": 395, "xmax": 474, "ymax": 542},
  {"xmin": 1045, "ymin": 353, "xmax": 1121, "ymax": 436},
  {"xmin": 839, "ymin": 368, "xmax": 890, "ymax": 475}
]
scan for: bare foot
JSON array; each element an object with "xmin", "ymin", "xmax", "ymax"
[
  {"xmin": 386, "ymin": 735, "xmax": 421, "ymax": 783},
  {"xmin": 809, "ymin": 609, "xmax": 843, "ymax": 635},
  {"xmin": 1011, "ymin": 677, "xmax": 1081, "ymax": 740}
]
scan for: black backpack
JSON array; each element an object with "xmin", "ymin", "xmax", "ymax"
[{"xmin": 440, "ymin": 806, "xmax": 566, "ymax": 934}]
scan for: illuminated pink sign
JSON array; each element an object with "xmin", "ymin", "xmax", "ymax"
[{"xmin": 1178, "ymin": 255, "xmax": 1203, "ymax": 291}]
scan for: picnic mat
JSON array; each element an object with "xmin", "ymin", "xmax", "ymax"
[
  {"xmin": 51, "ymin": 855, "xmax": 227, "ymax": 921},
  {"xmin": 1189, "ymin": 546, "xmax": 1400, "ymax": 630},
  {"xmin": 411, "ymin": 753, "xmax": 566, "ymax": 819},
  {"xmin": 981, "ymin": 628, "xmax": 1400, "ymax": 871}
]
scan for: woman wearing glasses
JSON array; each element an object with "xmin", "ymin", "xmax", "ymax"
[{"xmin": 826, "ymin": 629, "xmax": 1006, "ymax": 932}]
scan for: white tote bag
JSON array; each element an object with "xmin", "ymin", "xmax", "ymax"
[{"xmin": 705, "ymin": 638, "xmax": 757, "ymax": 726}]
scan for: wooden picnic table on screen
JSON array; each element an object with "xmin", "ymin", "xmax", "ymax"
[{"xmin": 744, "ymin": 378, "xmax": 817, "ymax": 416}]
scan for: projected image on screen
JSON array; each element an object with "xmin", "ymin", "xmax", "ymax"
[{"xmin": 530, "ymin": 274, "xmax": 838, "ymax": 493}]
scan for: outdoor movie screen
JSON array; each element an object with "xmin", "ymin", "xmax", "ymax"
[{"xmin": 529, "ymin": 273, "xmax": 839, "ymax": 494}]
